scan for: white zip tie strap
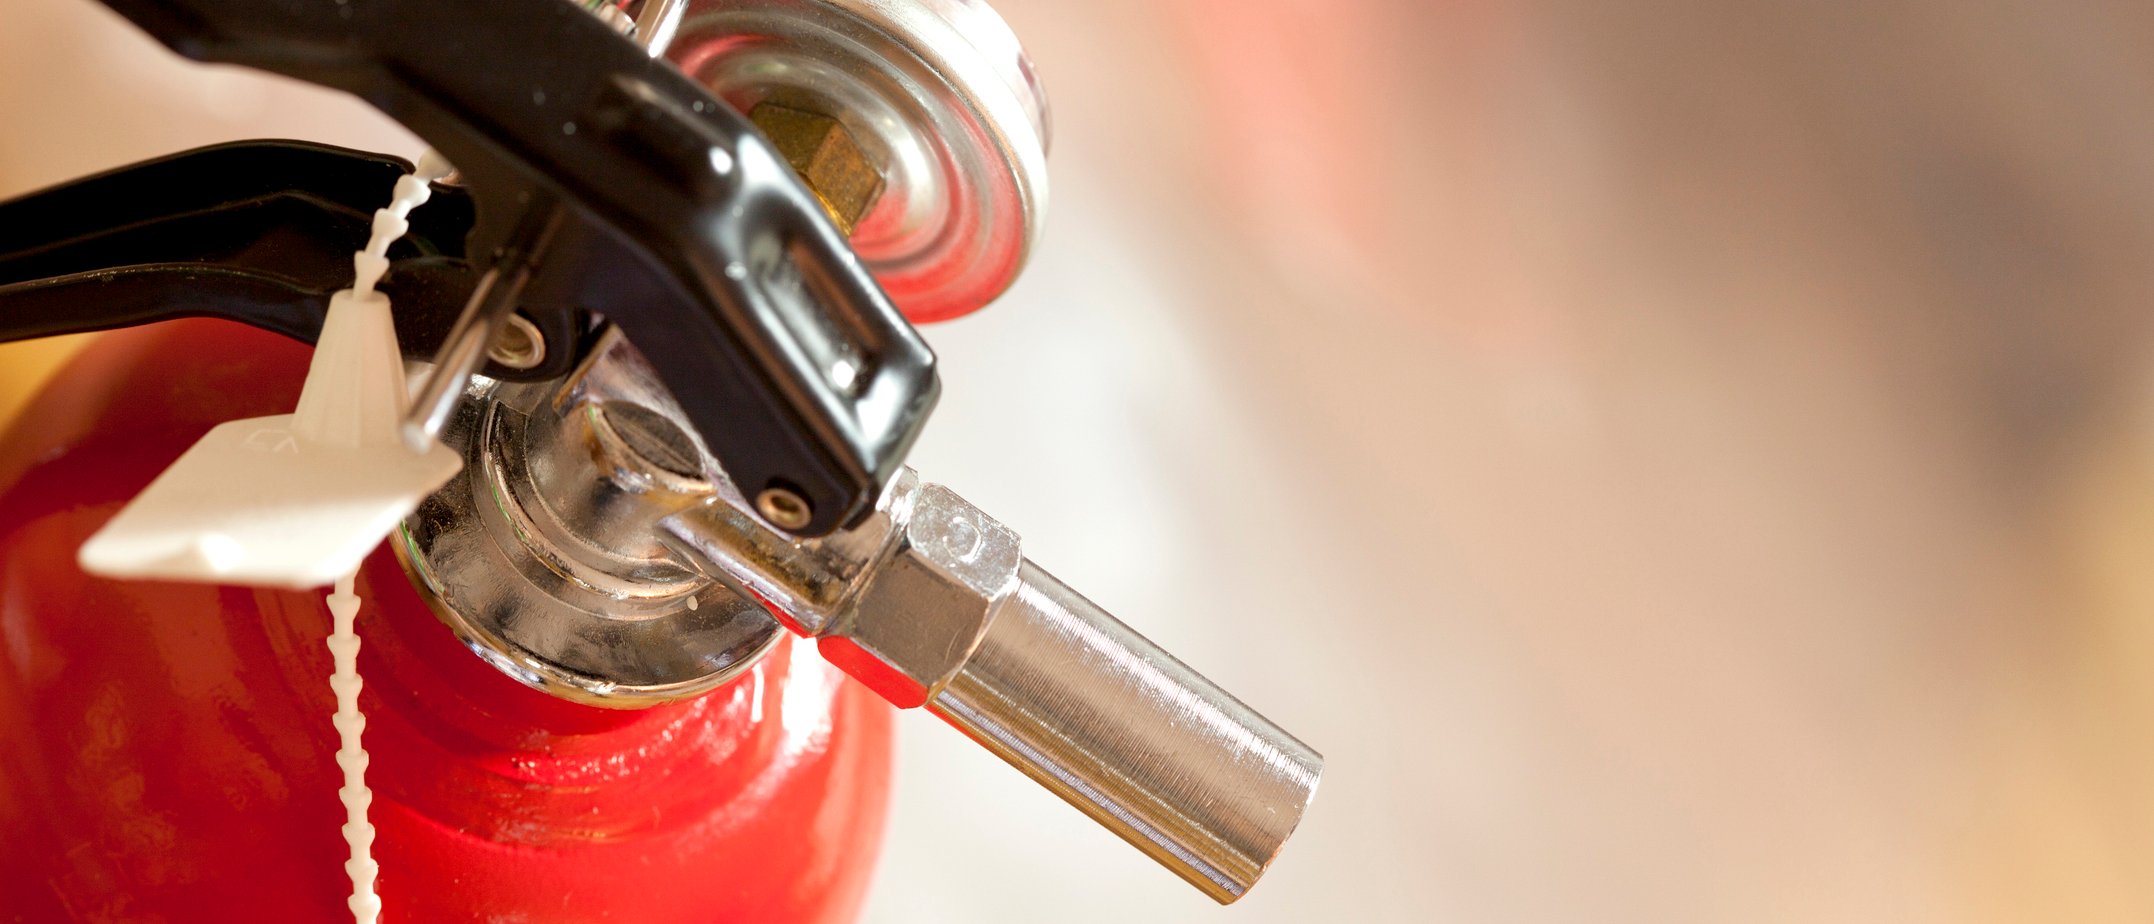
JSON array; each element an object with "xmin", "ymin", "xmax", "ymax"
[
  {"xmin": 322, "ymin": 148, "xmax": 455, "ymax": 924},
  {"xmin": 327, "ymin": 571, "xmax": 379, "ymax": 924}
]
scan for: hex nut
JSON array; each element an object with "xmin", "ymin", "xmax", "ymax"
[
  {"xmin": 830, "ymin": 483, "xmax": 1021, "ymax": 706},
  {"xmin": 749, "ymin": 101, "xmax": 886, "ymax": 236}
]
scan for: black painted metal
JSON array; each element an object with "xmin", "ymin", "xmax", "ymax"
[
  {"xmin": 0, "ymin": 141, "xmax": 512, "ymax": 369},
  {"xmin": 0, "ymin": 0, "xmax": 937, "ymax": 535}
]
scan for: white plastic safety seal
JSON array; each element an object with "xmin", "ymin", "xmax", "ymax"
[
  {"xmin": 76, "ymin": 149, "xmax": 459, "ymax": 922},
  {"xmin": 76, "ymin": 153, "xmax": 462, "ymax": 590}
]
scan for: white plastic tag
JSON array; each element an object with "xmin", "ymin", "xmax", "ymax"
[
  {"xmin": 80, "ymin": 150, "xmax": 461, "ymax": 591},
  {"xmin": 78, "ymin": 289, "xmax": 460, "ymax": 590}
]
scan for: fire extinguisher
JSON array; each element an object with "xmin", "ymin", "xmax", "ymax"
[
  {"xmin": 0, "ymin": 318, "xmax": 894, "ymax": 921},
  {"xmin": 0, "ymin": 0, "xmax": 1323, "ymax": 920}
]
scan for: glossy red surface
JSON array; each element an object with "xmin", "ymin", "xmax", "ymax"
[{"xmin": 0, "ymin": 320, "xmax": 894, "ymax": 922}]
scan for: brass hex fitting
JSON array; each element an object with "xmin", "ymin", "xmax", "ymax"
[{"xmin": 749, "ymin": 102, "xmax": 886, "ymax": 235}]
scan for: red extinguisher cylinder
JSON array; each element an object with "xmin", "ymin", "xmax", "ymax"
[{"xmin": 0, "ymin": 319, "xmax": 895, "ymax": 923}]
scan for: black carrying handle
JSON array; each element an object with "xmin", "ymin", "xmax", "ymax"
[{"xmin": 94, "ymin": 0, "xmax": 938, "ymax": 536}]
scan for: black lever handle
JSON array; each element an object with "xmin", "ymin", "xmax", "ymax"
[
  {"xmin": 0, "ymin": 141, "xmax": 522, "ymax": 373},
  {"xmin": 96, "ymin": 0, "xmax": 938, "ymax": 536}
]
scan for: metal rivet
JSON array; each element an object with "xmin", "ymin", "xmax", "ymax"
[
  {"xmin": 754, "ymin": 487, "xmax": 813, "ymax": 531},
  {"xmin": 487, "ymin": 314, "xmax": 547, "ymax": 370}
]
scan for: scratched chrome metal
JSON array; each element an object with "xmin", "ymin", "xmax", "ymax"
[
  {"xmin": 404, "ymin": 320, "xmax": 1322, "ymax": 893},
  {"xmin": 931, "ymin": 561, "xmax": 1324, "ymax": 903},
  {"xmin": 397, "ymin": 334, "xmax": 782, "ymax": 708},
  {"xmin": 667, "ymin": 0, "xmax": 1050, "ymax": 320},
  {"xmin": 664, "ymin": 475, "xmax": 1325, "ymax": 902}
]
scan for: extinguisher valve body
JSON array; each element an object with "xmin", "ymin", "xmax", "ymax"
[{"xmin": 401, "ymin": 333, "xmax": 1323, "ymax": 903}]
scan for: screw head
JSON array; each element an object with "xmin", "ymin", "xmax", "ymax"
[{"xmin": 754, "ymin": 486, "xmax": 814, "ymax": 531}]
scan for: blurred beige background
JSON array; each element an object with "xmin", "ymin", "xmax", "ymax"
[{"xmin": 8, "ymin": 0, "xmax": 2154, "ymax": 921}]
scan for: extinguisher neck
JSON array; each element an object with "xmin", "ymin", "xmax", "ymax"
[{"xmin": 348, "ymin": 547, "xmax": 727, "ymax": 741}]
